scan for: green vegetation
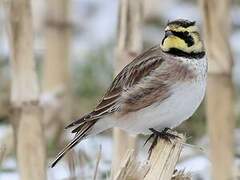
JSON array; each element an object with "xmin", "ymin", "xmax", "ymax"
[{"xmin": 72, "ymin": 46, "xmax": 113, "ymax": 112}]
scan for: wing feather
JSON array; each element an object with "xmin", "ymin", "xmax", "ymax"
[
  {"xmin": 66, "ymin": 45, "xmax": 164, "ymax": 128},
  {"xmin": 51, "ymin": 121, "xmax": 95, "ymax": 167},
  {"xmin": 52, "ymin": 46, "xmax": 167, "ymax": 167}
]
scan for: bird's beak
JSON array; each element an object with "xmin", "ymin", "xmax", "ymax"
[
  {"xmin": 164, "ymin": 30, "xmax": 173, "ymax": 37},
  {"xmin": 161, "ymin": 30, "xmax": 173, "ymax": 45}
]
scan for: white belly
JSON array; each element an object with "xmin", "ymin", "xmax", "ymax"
[
  {"xmin": 115, "ymin": 79, "xmax": 206, "ymax": 135},
  {"xmin": 91, "ymin": 57, "xmax": 207, "ymax": 136}
]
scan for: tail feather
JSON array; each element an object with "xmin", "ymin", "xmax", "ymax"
[
  {"xmin": 65, "ymin": 112, "xmax": 101, "ymax": 129},
  {"xmin": 51, "ymin": 121, "xmax": 96, "ymax": 167},
  {"xmin": 71, "ymin": 122, "xmax": 90, "ymax": 133},
  {"xmin": 65, "ymin": 113, "xmax": 90, "ymax": 129}
]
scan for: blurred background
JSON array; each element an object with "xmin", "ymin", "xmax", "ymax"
[{"xmin": 0, "ymin": 0, "xmax": 240, "ymax": 179}]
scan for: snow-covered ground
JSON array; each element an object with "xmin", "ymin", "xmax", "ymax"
[{"xmin": 1, "ymin": 124, "xmax": 240, "ymax": 180}]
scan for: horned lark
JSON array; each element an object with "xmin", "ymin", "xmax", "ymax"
[{"xmin": 51, "ymin": 19, "xmax": 207, "ymax": 167}]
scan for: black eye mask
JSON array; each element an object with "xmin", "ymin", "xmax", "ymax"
[{"xmin": 171, "ymin": 31, "xmax": 194, "ymax": 47}]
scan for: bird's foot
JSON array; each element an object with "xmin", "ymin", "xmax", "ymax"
[
  {"xmin": 145, "ymin": 128, "xmax": 180, "ymax": 159},
  {"xmin": 149, "ymin": 128, "xmax": 179, "ymax": 143}
]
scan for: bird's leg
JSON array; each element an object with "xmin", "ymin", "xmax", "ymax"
[
  {"xmin": 146, "ymin": 128, "xmax": 180, "ymax": 159},
  {"xmin": 144, "ymin": 133, "xmax": 154, "ymax": 146},
  {"xmin": 150, "ymin": 128, "xmax": 180, "ymax": 142},
  {"xmin": 146, "ymin": 133, "xmax": 158, "ymax": 159}
]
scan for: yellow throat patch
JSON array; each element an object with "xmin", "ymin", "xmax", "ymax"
[{"xmin": 161, "ymin": 32, "xmax": 203, "ymax": 54}]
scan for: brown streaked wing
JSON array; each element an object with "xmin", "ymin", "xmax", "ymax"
[
  {"xmin": 90, "ymin": 45, "xmax": 164, "ymax": 119},
  {"xmin": 120, "ymin": 81, "xmax": 171, "ymax": 114},
  {"xmin": 120, "ymin": 55, "xmax": 197, "ymax": 114},
  {"xmin": 55, "ymin": 46, "xmax": 165, "ymax": 167}
]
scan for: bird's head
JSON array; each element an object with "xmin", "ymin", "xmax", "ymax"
[{"xmin": 161, "ymin": 19, "xmax": 205, "ymax": 58}]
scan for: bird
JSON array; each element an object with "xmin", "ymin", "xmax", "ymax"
[{"xmin": 51, "ymin": 19, "xmax": 207, "ymax": 167}]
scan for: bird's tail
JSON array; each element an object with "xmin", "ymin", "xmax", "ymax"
[{"xmin": 50, "ymin": 120, "xmax": 96, "ymax": 168}]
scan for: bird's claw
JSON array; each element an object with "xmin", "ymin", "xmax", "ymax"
[
  {"xmin": 150, "ymin": 128, "xmax": 180, "ymax": 142},
  {"xmin": 145, "ymin": 128, "xmax": 180, "ymax": 159}
]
